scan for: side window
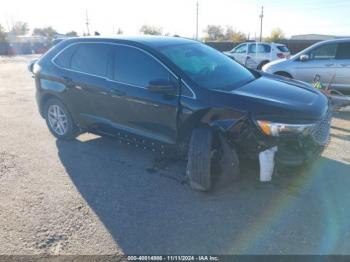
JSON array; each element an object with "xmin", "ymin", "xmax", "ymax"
[
  {"xmin": 336, "ymin": 43, "xmax": 350, "ymax": 59},
  {"xmin": 54, "ymin": 44, "xmax": 79, "ymax": 68},
  {"xmin": 308, "ymin": 44, "xmax": 337, "ymax": 60},
  {"xmin": 234, "ymin": 44, "xmax": 247, "ymax": 54},
  {"xmin": 70, "ymin": 43, "xmax": 111, "ymax": 77},
  {"xmin": 113, "ymin": 45, "xmax": 172, "ymax": 87},
  {"xmin": 263, "ymin": 44, "xmax": 271, "ymax": 53},
  {"xmin": 249, "ymin": 44, "xmax": 270, "ymax": 53}
]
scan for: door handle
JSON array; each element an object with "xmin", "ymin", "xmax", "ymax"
[
  {"xmin": 340, "ymin": 64, "xmax": 349, "ymax": 67},
  {"xmin": 325, "ymin": 63, "xmax": 334, "ymax": 67},
  {"xmin": 62, "ymin": 76, "xmax": 74, "ymax": 86}
]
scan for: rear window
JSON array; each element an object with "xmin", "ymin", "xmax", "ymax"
[
  {"xmin": 277, "ymin": 45, "xmax": 289, "ymax": 52},
  {"xmin": 54, "ymin": 43, "xmax": 111, "ymax": 77},
  {"xmin": 70, "ymin": 44, "xmax": 111, "ymax": 77}
]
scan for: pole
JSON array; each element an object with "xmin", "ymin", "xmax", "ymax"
[
  {"xmin": 195, "ymin": 0, "xmax": 199, "ymax": 40},
  {"xmin": 259, "ymin": 6, "xmax": 264, "ymax": 42},
  {"xmin": 85, "ymin": 9, "xmax": 90, "ymax": 36}
]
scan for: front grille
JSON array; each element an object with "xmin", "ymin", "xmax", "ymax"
[{"xmin": 310, "ymin": 110, "xmax": 332, "ymax": 146}]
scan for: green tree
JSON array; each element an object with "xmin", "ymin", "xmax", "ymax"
[
  {"xmin": 266, "ymin": 28, "xmax": 285, "ymax": 42},
  {"xmin": 11, "ymin": 21, "xmax": 29, "ymax": 35},
  {"xmin": 139, "ymin": 25, "xmax": 162, "ymax": 35},
  {"xmin": 0, "ymin": 24, "xmax": 6, "ymax": 42},
  {"xmin": 224, "ymin": 26, "xmax": 246, "ymax": 42},
  {"xmin": 33, "ymin": 26, "xmax": 57, "ymax": 42},
  {"xmin": 204, "ymin": 25, "xmax": 225, "ymax": 41},
  {"xmin": 66, "ymin": 31, "xmax": 78, "ymax": 37}
]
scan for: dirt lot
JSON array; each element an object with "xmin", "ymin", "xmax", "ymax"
[{"xmin": 0, "ymin": 55, "xmax": 350, "ymax": 255}]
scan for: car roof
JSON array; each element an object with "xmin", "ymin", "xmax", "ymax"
[{"xmin": 63, "ymin": 35, "xmax": 199, "ymax": 48}]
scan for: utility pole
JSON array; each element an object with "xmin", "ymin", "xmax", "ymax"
[
  {"xmin": 259, "ymin": 6, "xmax": 264, "ymax": 42},
  {"xmin": 195, "ymin": 0, "xmax": 199, "ymax": 40},
  {"xmin": 85, "ymin": 9, "xmax": 90, "ymax": 36}
]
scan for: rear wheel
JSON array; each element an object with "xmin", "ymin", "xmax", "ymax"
[
  {"xmin": 187, "ymin": 128, "xmax": 213, "ymax": 191},
  {"xmin": 44, "ymin": 98, "xmax": 78, "ymax": 140}
]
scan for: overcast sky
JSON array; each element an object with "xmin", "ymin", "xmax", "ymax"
[{"xmin": 1, "ymin": 0, "xmax": 350, "ymax": 38}]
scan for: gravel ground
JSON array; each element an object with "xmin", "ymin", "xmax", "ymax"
[{"xmin": 0, "ymin": 55, "xmax": 349, "ymax": 255}]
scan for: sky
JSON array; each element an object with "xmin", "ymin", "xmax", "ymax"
[{"xmin": 1, "ymin": 0, "xmax": 350, "ymax": 38}]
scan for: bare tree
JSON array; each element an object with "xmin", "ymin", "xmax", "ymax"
[
  {"xmin": 203, "ymin": 25, "xmax": 224, "ymax": 41},
  {"xmin": 266, "ymin": 28, "xmax": 285, "ymax": 42},
  {"xmin": 0, "ymin": 24, "xmax": 6, "ymax": 41},
  {"xmin": 224, "ymin": 26, "xmax": 246, "ymax": 42},
  {"xmin": 139, "ymin": 25, "xmax": 162, "ymax": 35},
  {"xmin": 11, "ymin": 21, "xmax": 29, "ymax": 35},
  {"xmin": 33, "ymin": 26, "xmax": 57, "ymax": 42}
]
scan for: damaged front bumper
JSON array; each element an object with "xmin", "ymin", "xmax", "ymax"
[{"xmin": 231, "ymin": 110, "xmax": 332, "ymax": 167}]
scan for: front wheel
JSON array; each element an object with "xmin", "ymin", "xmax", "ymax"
[
  {"xmin": 44, "ymin": 98, "xmax": 78, "ymax": 140},
  {"xmin": 186, "ymin": 128, "xmax": 213, "ymax": 191}
]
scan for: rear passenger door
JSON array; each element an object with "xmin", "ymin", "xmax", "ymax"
[
  {"xmin": 334, "ymin": 42, "xmax": 350, "ymax": 90},
  {"xmin": 293, "ymin": 43, "xmax": 337, "ymax": 84},
  {"xmin": 53, "ymin": 43, "xmax": 114, "ymax": 126},
  {"xmin": 110, "ymin": 45, "xmax": 180, "ymax": 144}
]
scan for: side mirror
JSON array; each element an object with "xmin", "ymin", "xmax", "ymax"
[
  {"xmin": 299, "ymin": 54, "xmax": 309, "ymax": 62},
  {"xmin": 148, "ymin": 79, "xmax": 178, "ymax": 95}
]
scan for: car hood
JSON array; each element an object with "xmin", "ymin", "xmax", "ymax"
[{"xmin": 210, "ymin": 75, "xmax": 328, "ymax": 122}]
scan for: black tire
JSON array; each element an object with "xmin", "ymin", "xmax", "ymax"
[
  {"xmin": 186, "ymin": 128, "xmax": 213, "ymax": 191},
  {"xmin": 257, "ymin": 60, "xmax": 269, "ymax": 70},
  {"xmin": 44, "ymin": 98, "xmax": 78, "ymax": 140},
  {"xmin": 274, "ymin": 71, "xmax": 293, "ymax": 79}
]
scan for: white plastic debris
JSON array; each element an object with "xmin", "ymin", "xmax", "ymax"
[{"xmin": 259, "ymin": 146, "xmax": 278, "ymax": 182}]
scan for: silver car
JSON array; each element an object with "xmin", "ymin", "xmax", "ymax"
[{"xmin": 262, "ymin": 38, "xmax": 350, "ymax": 91}]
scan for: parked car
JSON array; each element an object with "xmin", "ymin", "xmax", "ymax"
[
  {"xmin": 262, "ymin": 38, "xmax": 350, "ymax": 92},
  {"xmin": 29, "ymin": 36, "xmax": 330, "ymax": 191},
  {"xmin": 223, "ymin": 42, "xmax": 290, "ymax": 70}
]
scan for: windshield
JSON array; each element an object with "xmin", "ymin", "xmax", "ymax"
[{"xmin": 159, "ymin": 43, "xmax": 256, "ymax": 91}]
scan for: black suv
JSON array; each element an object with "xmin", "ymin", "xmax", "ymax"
[{"xmin": 29, "ymin": 36, "xmax": 331, "ymax": 191}]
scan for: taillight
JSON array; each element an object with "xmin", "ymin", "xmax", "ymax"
[{"xmin": 277, "ymin": 53, "xmax": 285, "ymax": 58}]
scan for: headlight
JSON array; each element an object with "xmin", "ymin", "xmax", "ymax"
[{"xmin": 256, "ymin": 120, "xmax": 314, "ymax": 136}]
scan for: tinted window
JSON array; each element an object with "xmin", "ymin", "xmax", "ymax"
[
  {"xmin": 308, "ymin": 44, "xmax": 337, "ymax": 60},
  {"xmin": 336, "ymin": 43, "xmax": 350, "ymax": 59},
  {"xmin": 234, "ymin": 44, "xmax": 247, "ymax": 54},
  {"xmin": 277, "ymin": 45, "xmax": 289, "ymax": 52},
  {"xmin": 114, "ymin": 46, "xmax": 171, "ymax": 87},
  {"xmin": 160, "ymin": 43, "xmax": 256, "ymax": 91},
  {"xmin": 70, "ymin": 43, "xmax": 111, "ymax": 77},
  {"xmin": 249, "ymin": 44, "xmax": 270, "ymax": 53},
  {"xmin": 54, "ymin": 44, "xmax": 79, "ymax": 68}
]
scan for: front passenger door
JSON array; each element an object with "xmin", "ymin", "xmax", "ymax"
[{"xmin": 109, "ymin": 45, "xmax": 180, "ymax": 144}]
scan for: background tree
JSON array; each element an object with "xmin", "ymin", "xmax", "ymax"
[
  {"xmin": 266, "ymin": 28, "xmax": 285, "ymax": 42},
  {"xmin": 203, "ymin": 25, "xmax": 224, "ymax": 41},
  {"xmin": 32, "ymin": 26, "xmax": 57, "ymax": 42},
  {"xmin": 66, "ymin": 31, "xmax": 78, "ymax": 37},
  {"xmin": 116, "ymin": 28, "xmax": 123, "ymax": 35},
  {"xmin": 224, "ymin": 26, "xmax": 246, "ymax": 42},
  {"xmin": 0, "ymin": 24, "xmax": 6, "ymax": 42},
  {"xmin": 139, "ymin": 25, "xmax": 162, "ymax": 35},
  {"xmin": 10, "ymin": 21, "xmax": 29, "ymax": 35}
]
